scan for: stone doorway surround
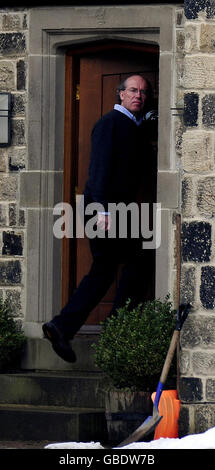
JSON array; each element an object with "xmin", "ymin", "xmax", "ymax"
[{"xmin": 22, "ymin": 5, "xmax": 179, "ymax": 340}]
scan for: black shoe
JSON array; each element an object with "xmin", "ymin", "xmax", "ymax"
[{"xmin": 42, "ymin": 322, "xmax": 76, "ymax": 363}]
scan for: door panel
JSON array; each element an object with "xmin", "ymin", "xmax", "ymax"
[
  {"xmin": 65, "ymin": 46, "xmax": 159, "ymax": 325},
  {"xmin": 102, "ymin": 74, "xmax": 120, "ymax": 115}
]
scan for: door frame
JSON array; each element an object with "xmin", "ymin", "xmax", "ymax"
[
  {"xmin": 63, "ymin": 40, "xmax": 159, "ymax": 307},
  {"xmin": 24, "ymin": 5, "xmax": 177, "ymax": 340}
]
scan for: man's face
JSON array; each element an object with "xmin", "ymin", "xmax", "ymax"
[{"xmin": 119, "ymin": 76, "xmax": 148, "ymax": 116}]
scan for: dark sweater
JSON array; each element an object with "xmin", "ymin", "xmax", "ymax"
[{"xmin": 84, "ymin": 109, "xmax": 155, "ymax": 212}]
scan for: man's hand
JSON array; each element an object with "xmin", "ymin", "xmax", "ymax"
[{"xmin": 97, "ymin": 212, "xmax": 111, "ymax": 231}]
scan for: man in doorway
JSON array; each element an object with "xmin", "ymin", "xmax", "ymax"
[{"xmin": 42, "ymin": 74, "xmax": 157, "ymax": 362}]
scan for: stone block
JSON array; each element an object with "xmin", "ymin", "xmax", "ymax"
[
  {"xmin": 185, "ymin": 24, "xmax": 199, "ymax": 53},
  {"xmin": 181, "ymin": 177, "xmax": 194, "ymax": 218},
  {"xmin": 9, "ymin": 204, "xmax": 16, "ymax": 226},
  {"xmin": 28, "ymin": 5, "xmax": 173, "ymax": 54},
  {"xmin": 178, "ymin": 405, "xmax": 191, "ymax": 437},
  {"xmin": 193, "ymin": 351, "xmax": 215, "ymax": 375},
  {"xmin": 200, "ymin": 24, "xmax": 215, "ymax": 52},
  {"xmin": 202, "ymin": 94, "xmax": 215, "ymax": 128},
  {"xmin": 21, "ymin": 337, "xmax": 100, "ymax": 372},
  {"xmin": 200, "ymin": 266, "xmax": 215, "ymax": 309},
  {"xmin": 183, "ymin": 56, "xmax": 215, "ymax": 89},
  {"xmin": 19, "ymin": 210, "xmax": 25, "ymax": 227},
  {"xmin": 0, "ymin": 372, "xmax": 105, "ymax": 409},
  {"xmin": 0, "ymin": 33, "xmax": 26, "ymax": 56},
  {"xmin": 180, "ymin": 265, "xmax": 196, "ymax": 305},
  {"xmin": 2, "ymin": 231, "xmax": 23, "ymax": 256},
  {"xmin": 180, "ymin": 315, "xmax": 215, "ymax": 349},
  {"xmin": 11, "ymin": 94, "xmax": 25, "ymax": 117},
  {"xmin": 182, "ymin": 131, "xmax": 214, "ymax": 173},
  {"xmin": 176, "ymin": 9, "xmax": 185, "ymax": 27},
  {"xmin": 179, "ymin": 377, "xmax": 203, "ymax": 403},
  {"xmin": 207, "ymin": 1, "xmax": 215, "ymax": 18},
  {"xmin": 206, "ymin": 379, "xmax": 215, "ymax": 401},
  {"xmin": 176, "ymin": 58, "xmax": 185, "ymax": 87},
  {"xmin": 17, "ymin": 60, "xmax": 26, "ymax": 90},
  {"xmin": 8, "ymin": 204, "xmax": 25, "ymax": 228},
  {"xmin": 0, "ymin": 405, "xmax": 107, "ymax": 443},
  {"xmin": 180, "ymin": 403, "xmax": 215, "ymax": 436},
  {"xmin": 2, "ymin": 14, "xmax": 22, "ymax": 31},
  {"xmin": 23, "ymin": 14, "xmax": 28, "ymax": 30},
  {"xmin": 0, "ymin": 61, "xmax": 15, "ymax": 91},
  {"xmin": 184, "ymin": 0, "xmax": 204, "ymax": 19},
  {"xmin": 194, "ymin": 405, "xmax": 215, "ymax": 434},
  {"xmin": 155, "ymin": 210, "xmax": 172, "ymax": 300},
  {"xmin": 179, "ymin": 350, "xmax": 191, "ymax": 375},
  {"xmin": 20, "ymin": 171, "xmax": 63, "ymax": 208},
  {"xmin": 184, "ymin": 0, "xmax": 215, "ymax": 19},
  {"xmin": 0, "ymin": 260, "xmax": 22, "ymax": 285},
  {"xmin": 157, "ymin": 172, "xmax": 179, "ymax": 208},
  {"xmin": 0, "ymin": 150, "xmax": 7, "ymax": 173},
  {"xmin": 11, "ymin": 119, "xmax": 25, "ymax": 146},
  {"xmin": 176, "ymin": 30, "xmax": 185, "ymax": 54},
  {"xmin": 19, "ymin": 172, "xmax": 41, "ymax": 208},
  {"xmin": 0, "ymin": 204, "xmax": 7, "ymax": 226},
  {"xmin": 197, "ymin": 177, "xmax": 215, "ymax": 218},
  {"xmin": 5, "ymin": 289, "xmax": 22, "ymax": 317},
  {"xmin": 152, "ymin": 53, "xmax": 172, "ymax": 170},
  {"xmin": 181, "ymin": 221, "xmax": 211, "ymax": 263},
  {"xmin": 184, "ymin": 93, "xmax": 199, "ymax": 127},
  {"xmin": 8, "ymin": 148, "xmax": 26, "ymax": 171},
  {"xmin": 175, "ymin": 119, "xmax": 183, "ymax": 155},
  {"xmin": 0, "ymin": 175, "xmax": 17, "ymax": 201}
]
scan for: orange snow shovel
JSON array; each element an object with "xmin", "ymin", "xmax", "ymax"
[
  {"xmin": 116, "ymin": 302, "xmax": 191, "ymax": 448},
  {"xmin": 151, "ymin": 389, "xmax": 180, "ymax": 439}
]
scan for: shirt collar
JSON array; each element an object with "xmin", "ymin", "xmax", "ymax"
[{"xmin": 114, "ymin": 104, "xmax": 143, "ymax": 126}]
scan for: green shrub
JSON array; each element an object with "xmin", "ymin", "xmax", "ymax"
[
  {"xmin": 0, "ymin": 297, "xmax": 26, "ymax": 370},
  {"xmin": 92, "ymin": 296, "xmax": 176, "ymax": 391}
]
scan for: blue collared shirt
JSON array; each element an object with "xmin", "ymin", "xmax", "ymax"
[{"xmin": 114, "ymin": 104, "xmax": 143, "ymax": 126}]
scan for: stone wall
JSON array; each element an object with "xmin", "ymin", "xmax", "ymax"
[
  {"xmin": 178, "ymin": 0, "xmax": 215, "ymax": 435},
  {"xmin": 0, "ymin": 2, "xmax": 215, "ymax": 436},
  {"xmin": 0, "ymin": 9, "xmax": 28, "ymax": 319}
]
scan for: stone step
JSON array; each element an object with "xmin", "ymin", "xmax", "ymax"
[
  {"xmin": 0, "ymin": 404, "xmax": 108, "ymax": 443},
  {"xmin": 21, "ymin": 336, "xmax": 100, "ymax": 372},
  {"xmin": 0, "ymin": 372, "xmax": 106, "ymax": 409}
]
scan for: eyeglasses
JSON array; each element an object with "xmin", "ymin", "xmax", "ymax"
[{"xmin": 125, "ymin": 87, "xmax": 148, "ymax": 96}]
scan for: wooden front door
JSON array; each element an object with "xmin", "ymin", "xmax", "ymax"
[{"xmin": 63, "ymin": 43, "xmax": 159, "ymax": 326}]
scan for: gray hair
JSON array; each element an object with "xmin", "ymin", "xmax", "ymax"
[
  {"xmin": 116, "ymin": 76, "xmax": 130, "ymax": 103},
  {"xmin": 116, "ymin": 74, "xmax": 153, "ymax": 106}
]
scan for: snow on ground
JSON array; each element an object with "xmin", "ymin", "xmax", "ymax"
[{"xmin": 45, "ymin": 426, "xmax": 215, "ymax": 449}]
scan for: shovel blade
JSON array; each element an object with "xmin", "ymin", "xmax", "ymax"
[{"xmin": 115, "ymin": 405, "xmax": 162, "ymax": 448}]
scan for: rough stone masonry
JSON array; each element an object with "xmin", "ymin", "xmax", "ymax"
[
  {"xmin": 0, "ymin": 1, "xmax": 215, "ymax": 438},
  {"xmin": 0, "ymin": 10, "xmax": 27, "ymax": 319},
  {"xmin": 179, "ymin": 0, "xmax": 215, "ymax": 435}
]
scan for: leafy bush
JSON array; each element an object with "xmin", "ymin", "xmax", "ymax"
[
  {"xmin": 0, "ymin": 297, "xmax": 26, "ymax": 370},
  {"xmin": 92, "ymin": 296, "xmax": 176, "ymax": 391}
]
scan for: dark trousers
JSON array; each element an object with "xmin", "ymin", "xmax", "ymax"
[{"xmin": 51, "ymin": 237, "xmax": 154, "ymax": 339}]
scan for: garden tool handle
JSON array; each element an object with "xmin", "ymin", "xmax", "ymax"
[
  {"xmin": 154, "ymin": 329, "xmax": 179, "ymax": 409},
  {"xmin": 160, "ymin": 303, "xmax": 192, "ymax": 385},
  {"xmin": 159, "ymin": 329, "xmax": 179, "ymax": 385},
  {"xmin": 176, "ymin": 303, "xmax": 192, "ymax": 331},
  {"xmin": 154, "ymin": 303, "xmax": 192, "ymax": 410}
]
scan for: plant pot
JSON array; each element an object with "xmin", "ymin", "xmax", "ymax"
[{"xmin": 105, "ymin": 389, "xmax": 153, "ymax": 446}]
